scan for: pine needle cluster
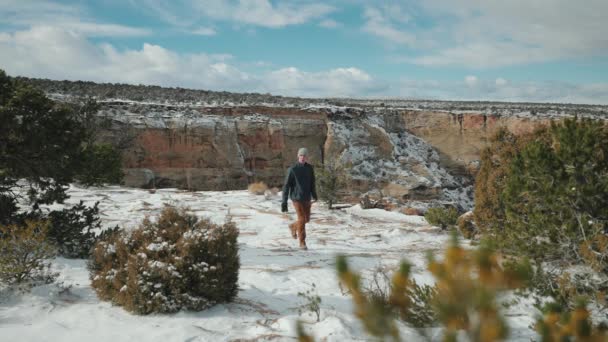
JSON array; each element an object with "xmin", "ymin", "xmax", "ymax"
[{"xmin": 331, "ymin": 234, "xmax": 532, "ymax": 342}]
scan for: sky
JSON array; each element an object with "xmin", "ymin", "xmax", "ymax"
[{"xmin": 1, "ymin": 0, "xmax": 607, "ymax": 104}]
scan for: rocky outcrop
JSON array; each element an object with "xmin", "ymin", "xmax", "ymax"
[
  {"xmin": 101, "ymin": 107, "xmax": 327, "ymax": 190},
  {"xmin": 325, "ymin": 109, "xmax": 471, "ymax": 210},
  {"xmin": 95, "ymin": 102, "xmax": 474, "ymax": 210},
  {"xmin": 399, "ymin": 110, "xmax": 551, "ymax": 176},
  {"xmin": 21, "ymin": 77, "xmax": 608, "ymax": 211},
  {"xmin": 92, "ymin": 104, "xmax": 591, "ymax": 212}
]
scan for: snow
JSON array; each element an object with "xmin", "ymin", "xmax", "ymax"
[
  {"xmin": 328, "ymin": 110, "xmax": 473, "ymax": 210},
  {"xmin": 0, "ymin": 184, "xmax": 539, "ymax": 341}
]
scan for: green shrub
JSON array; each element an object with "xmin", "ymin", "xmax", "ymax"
[
  {"xmin": 473, "ymin": 127, "xmax": 539, "ymax": 232},
  {"xmin": 474, "ymin": 118, "xmax": 608, "ymax": 311},
  {"xmin": 457, "ymin": 211, "xmax": 478, "ymax": 239},
  {"xmin": 485, "ymin": 118, "xmax": 608, "ymax": 267},
  {"xmin": 424, "ymin": 207, "xmax": 458, "ymax": 230},
  {"xmin": 525, "ymin": 265, "xmax": 608, "ymax": 314},
  {"xmin": 0, "ymin": 220, "xmax": 57, "ymax": 286},
  {"xmin": 48, "ymin": 201, "xmax": 119, "ymax": 258},
  {"xmin": 0, "ymin": 69, "xmax": 123, "ymax": 226},
  {"xmin": 89, "ymin": 206, "xmax": 240, "ymax": 314},
  {"xmin": 76, "ymin": 144, "xmax": 124, "ymax": 186},
  {"xmin": 0, "ymin": 194, "xmax": 17, "ymax": 226},
  {"xmin": 316, "ymin": 161, "xmax": 347, "ymax": 209},
  {"xmin": 297, "ymin": 283, "xmax": 322, "ymax": 322}
]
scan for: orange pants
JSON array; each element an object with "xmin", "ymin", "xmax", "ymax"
[{"xmin": 292, "ymin": 200, "xmax": 311, "ymax": 243}]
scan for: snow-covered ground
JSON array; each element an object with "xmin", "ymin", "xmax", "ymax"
[{"xmin": 0, "ymin": 185, "xmax": 539, "ymax": 341}]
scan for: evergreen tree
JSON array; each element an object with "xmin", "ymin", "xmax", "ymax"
[
  {"xmin": 316, "ymin": 161, "xmax": 347, "ymax": 209},
  {"xmin": 501, "ymin": 118, "xmax": 608, "ymax": 267},
  {"xmin": 0, "ymin": 68, "xmax": 123, "ymax": 259},
  {"xmin": 0, "ymin": 68, "xmax": 122, "ymax": 225},
  {"xmin": 473, "ymin": 127, "xmax": 540, "ymax": 232},
  {"xmin": 475, "ymin": 118, "xmax": 608, "ymax": 271}
]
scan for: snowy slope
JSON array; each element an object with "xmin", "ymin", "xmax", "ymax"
[
  {"xmin": 0, "ymin": 185, "xmax": 538, "ymax": 341},
  {"xmin": 328, "ymin": 110, "xmax": 473, "ymax": 211}
]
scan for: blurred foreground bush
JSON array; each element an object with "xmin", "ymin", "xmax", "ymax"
[
  {"xmin": 536, "ymin": 301, "xmax": 607, "ymax": 341},
  {"xmin": 298, "ymin": 235, "xmax": 605, "ymax": 341},
  {"xmin": 337, "ymin": 235, "xmax": 532, "ymax": 341}
]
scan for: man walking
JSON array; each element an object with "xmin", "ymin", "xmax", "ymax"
[{"xmin": 281, "ymin": 147, "xmax": 317, "ymax": 250}]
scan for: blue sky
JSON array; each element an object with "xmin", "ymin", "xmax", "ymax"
[{"xmin": 1, "ymin": 0, "xmax": 607, "ymax": 104}]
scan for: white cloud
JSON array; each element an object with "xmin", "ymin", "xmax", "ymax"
[
  {"xmin": 362, "ymin": 7, "xmax": 417, "ymax": 46},
  {"xmin": 190, "ymin": 27, "xmax": 217, "ymax": 36},
  {"xmin": 136, "ymin": 0, "xmax": 197, "ymax": 28},
  {"xmin": 465, "ymin": 75, "xmax": 478, "ymax": 87},
  {"xmin": 57, "ymin": 22, "xmax": 151, "ymax": 37},
  {"xmin": 208, "ymin": 1, "xmax": 334, "ymax": 28},
  {"xmin": 319, "ymin": 19, "xmax": 340, "ymax": 29},
  {"xmin": 410, "ymin": 42, "xmax": 550, "ymax": 68},
  {"xmin": 253, "ymin": 61, "xmax": 273, "ymax": 67},
  {"xmin": 397, "ymin": 77, "xmax": 608, "ymax": 104},
  {"xmin": 496, "ymin": 78, "xmax": 507, "ymax": 87},
  {"xmin": 265, "ymin": 67, "xmax": 386, "ymax": 97},
  {"xmin": 1, "ymin": 0, "xmax": 151, "ymax": 37},
  {"xmin": 0, "ymin": 26, "xmax": 250, "ymax": 90},
  {"xmin": 0, "ymin": 26, "xmax": 385, "ymax": 98},
  {"xmin": 1, "ymin": 26, "xmax": 606, "ymax": 104},
  {"xmin": 367, "ymin": 0, "xmax": 608, "ymax": 67},
  {"xmin": 1, "ymin": 0, "xmax": 78, "ymax": 19}
]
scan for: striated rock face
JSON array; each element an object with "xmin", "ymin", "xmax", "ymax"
[
  {"xmin": 400, "ymin": 110, "xmax": 551, "ymax": 176},
  {"xmin": 102, "ymin": 107, "xmax": 327, "ymax": 190},
  {"xmin": 23, "ymin": 77, "xmax": 607, "ymax": 211},
  {"xmin": 89, "ymin": 103, "xmax": 608, "ymax": 213},
  {"xmin": 90, "ymin": 100, "xmax": 601, "ymax": 212},
  {"xmin": 82, "ymin": 101, "xmax": 603, "ymax": 211},
  {"xmin": 95, "ymin": 103, "xmax": 476, "ymax": 210},
  {"xmin": 325, "ymin": 109, "xmax": 473, "ymax": 210}
]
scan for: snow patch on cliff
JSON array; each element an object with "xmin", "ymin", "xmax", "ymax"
[{"xmin": 328, "ymin": 109, "xmax": 473, "ymax": 210}]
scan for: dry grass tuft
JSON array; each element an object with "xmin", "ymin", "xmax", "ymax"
[{"xmin": 248, "ymin": 182, "xmax": 268, "ymax": 195}]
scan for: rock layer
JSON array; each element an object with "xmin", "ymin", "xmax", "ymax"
[
  {"xmin": 102, "ymin": 107, "xmax": 327, "ymax": 190},
  {"xmin": 91, "ymin": 100, "xmax": 586, "ymax": 211},
  {"xmin": 399, "ymin": 110, "xmax": 551, "ymax": 176},
  {"xmin": 96, "ymin": 104, "xmax": 479, "ymax": 210},
  {"xmin": 23, "ymin": 77, "xmax": 606, "ymax": 211}
]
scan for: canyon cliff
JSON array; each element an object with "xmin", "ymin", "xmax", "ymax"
[{"xmin": 21, "ymin": 77, "xmax": 608, "ymax": 211}]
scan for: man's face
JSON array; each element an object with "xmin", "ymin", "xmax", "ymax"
[{"xmin": 298, "ymin": 154, "xmax": 307, "ymax": 163}]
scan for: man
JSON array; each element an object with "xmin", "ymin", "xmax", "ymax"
[{"xmin": 281, "ymin": 147, "xmax": 317, "ymax": 250}]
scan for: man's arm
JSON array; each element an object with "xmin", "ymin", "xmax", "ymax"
[
  {"xmin": 281, "ymin": 167, "xmax": 293, "ymax": 210},
  {"xmin": 311, "ymin": 166, "xmax": 318, "ymax": 201}
]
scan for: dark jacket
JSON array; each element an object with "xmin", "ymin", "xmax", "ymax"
[{"xmin": 282, "ymin": 162, "xmax": 317, "ymax": 204}]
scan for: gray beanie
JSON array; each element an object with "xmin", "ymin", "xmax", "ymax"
[{"xmin": 297, "ymin": 147, "xmax": 308, "ymax": 156}]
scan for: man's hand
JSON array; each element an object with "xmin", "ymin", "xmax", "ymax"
[{"xmin": 281, "ymin": 202, "xmax": 288, "ymax": 213}]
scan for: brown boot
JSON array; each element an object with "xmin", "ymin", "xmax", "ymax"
[{"xmin": 289, "ymin": 223, "xmax": 297, "ymax": 239}]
